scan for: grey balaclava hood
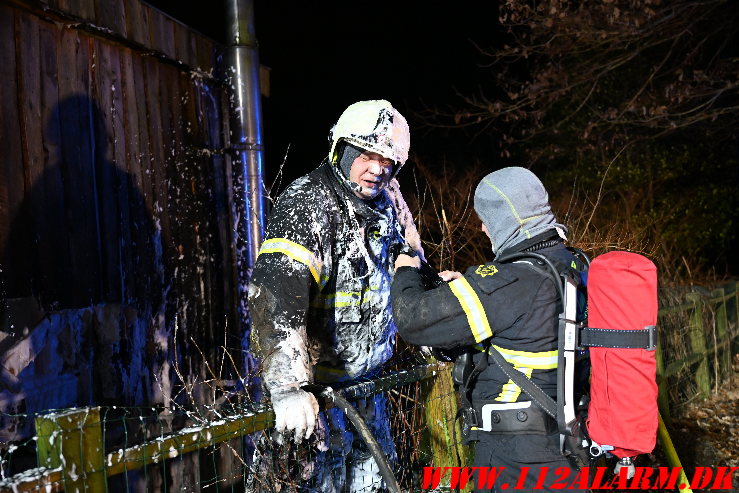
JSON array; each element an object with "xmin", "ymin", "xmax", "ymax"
[
  {"xmin": 337, "ymin": 142, "xmax": 365, "ymax": 179},
  {"xmin": 474, "ymin": 167, "xmax": 567, "ymax": 256}
]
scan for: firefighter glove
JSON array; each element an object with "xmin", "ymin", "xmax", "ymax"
[{"xmin": 270, "ymin": 386, "xmax": 320, "ymax": 444}]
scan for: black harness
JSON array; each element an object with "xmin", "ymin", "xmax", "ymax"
[{"xmin": 452, "ymin": 247, "xmax": 657, "ymax": 468}]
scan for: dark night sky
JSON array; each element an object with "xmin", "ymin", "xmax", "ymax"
[{"xmin": 147, "ymin": 1, "xmax": 501, "ymax": 189}]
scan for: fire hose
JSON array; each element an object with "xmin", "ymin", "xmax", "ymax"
[{"xmin": 303, "ymin": 384, "xmax": 402, "ymax": 493}]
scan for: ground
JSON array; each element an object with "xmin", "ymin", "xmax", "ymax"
[
  {"xmin": 671, "ymin": 386, "xmax": 739, "ymax": 470},
  {"xmin": 604, "ymin": 367, "xmax": 739, "ymax": 492}
]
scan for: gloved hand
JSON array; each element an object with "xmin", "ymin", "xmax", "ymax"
[{"xmin": 270, "ymin": 386, "xmax": 319, "ymax": 444}]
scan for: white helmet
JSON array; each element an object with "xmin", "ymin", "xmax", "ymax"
[{"xmin": 328, "ymin": 100, "xmax": 410, "ymax": 173}]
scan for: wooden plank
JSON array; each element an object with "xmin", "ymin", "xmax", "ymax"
[
  {"xmin": 161, "ymin": 65, "xmax": 197, "ymax": 359},
  {"xmin": 147, "ymin": 6, "xmax": 175, "ymax": 59},
  {"xmin": 712, "ymin": 287, "xmax": 731, "ymax": 382},
  {"xmin": 145, "ymin": 3, "xmax": 165, "ymax": 55},
  {"xmin": 123, "ymin": 0, "xmax": 149, "ymax": 47},
  {"xmin": 55, "ymin": 0, "xmax": 95, "ymax": 21},
  {"xmin": 686, "ymin": 292, "xmax": 711, "ymax": 398},
  {"xmin": 142, "ymin": 56, "xmax": 172, "ymax": 275},
  {"xmin": 56, "ymin": 27, "xmax": 103, "ymax": 304},
  {"xmin": 128, "ymin": 53, "xmax": 154, "ymax": 214},
  {"xmin": 91, "ymin": 38, "xmax": 123, "ymax": 302},
  {"xmin": 193, "ymin": 32, "xmax": 215, "ymax": 73},
  {"xmin": 173, "ymin": 20, "xmax": 193, "ymax": 67},
  {"xmin": 15, "ymin": 11, "xmax": 41, "ymax": 192},
  {"xmin": 160, "ymin": 16, "xmax": 176, "ymax": 60},
  {"xmin": 94, "ymin": 0, "xmax": 126, "ymax": 39},
  {"xmin": 105, "ymin": 408, "xmax": 274, "ymax": 477},
  {"xmin": 197, "ymin": 80, "xmax": 237, "ymax": 330},
  {"xmin": 423, "ymin": 364, "xmax": 470, "ymax": 471},
  {"xmin": 655, "ymin": 341, "xmax": 670, "ymax": 420},
  {"xmin": 185, "ymin": 75, "xmax": 220, "ymax": 351},
  {"xmin": 119, "ymin": 46, "xmax": 151, "ymax": 305},
  {"xmin": 36, "ymin": 408, "xmax": 106, "ymax": 492},
  {"xmin": 217, "ymin": 82, "xmax": 242, "ymax": 338},
  {"xmin": 724, "ymin": 281, "xmax": 739, "ymax": 356},
  {"xmin": 1, "ymin": 6, "xmax": 32, "ymax": 299},
  {"xmin": 661, "ymin": 337, "xmax": 734, "ymax": 378},
  {"xmin": 106, "ymin": 42, "xmax": 135, "ymax": 303},
  {"xmin": 36, "ymin": 18, "xmax": 70, "ymax": 307}
]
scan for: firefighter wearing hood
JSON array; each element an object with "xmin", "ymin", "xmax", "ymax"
[
  {"xmin": 391, "ymin": 167, "xmax": 586, "ymax": 492},
  {"xmin": 248, "ymin": 100, "xmax": 421, "ymax": 492}
]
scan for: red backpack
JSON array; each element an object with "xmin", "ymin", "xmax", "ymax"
[
  {"xmin": 480, "ymin": 249, "xmax": 659, "ymax": 471},
  {"xmin": 585, "ymin": 251, "xmax": 659, "ymax": 459}
]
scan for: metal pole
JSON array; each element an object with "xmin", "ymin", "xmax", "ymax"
[{"xmin": 225, "ymin": 0, "xmax": 266, "ymax": 270}]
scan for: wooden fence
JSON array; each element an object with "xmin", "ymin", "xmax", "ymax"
[
  {"xmin": 656, "ymin": 282, "xmax": 738, "ymax": 418},
  {"xmin": 0, "ymin": 0, "xmax": 251, "ymax": 442}
]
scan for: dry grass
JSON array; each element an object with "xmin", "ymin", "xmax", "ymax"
[
  {"xmin": 405, "ymin": 159, "xmax": 489, "ymax": 272},
  {"xmin": 405, "ymin": 158, "xmax": 723, "ymax": 289}
]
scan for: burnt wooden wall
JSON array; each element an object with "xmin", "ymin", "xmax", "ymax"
[{"xmin": 0, "ymin": 0, "xmax": 247, "ymax": 418}]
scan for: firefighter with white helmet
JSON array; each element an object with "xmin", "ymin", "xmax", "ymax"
[{"xmin": 248, "ymin": 100, "xmax": 421, "ymax": 492}]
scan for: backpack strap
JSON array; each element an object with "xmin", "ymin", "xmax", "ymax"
[
  {"xmin": 483, "ymin": 343, "xmax": 558, "ymax": 418},
  {"xmin": 580, "ymin": 325, "xmax": 657, "ymax": 351},
  {"xmin": 495, "ymin": 250, "xmax": 583, "ymax": 435}
]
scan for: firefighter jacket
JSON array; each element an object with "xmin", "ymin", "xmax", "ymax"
[
  {"xmin": 248, "ymin": 162, "xmax": 409, "ymax": 392},
  {"xmin": 391, "ymin": 239, "xmax": 582, "ymax": 407}
]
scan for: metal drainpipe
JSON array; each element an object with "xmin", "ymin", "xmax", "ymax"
[{"xmin": 225, "ymin": 0, "xmax": 266, "ymax": 270}]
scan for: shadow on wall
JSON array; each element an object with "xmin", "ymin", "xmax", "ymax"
[{"xmin": 0, "ymin": 94, "xmax": 172, "ymax": 440}]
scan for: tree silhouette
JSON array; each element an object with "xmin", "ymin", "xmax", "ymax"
[{"xmin": 424, "ymin": 0, "xmax": 739, "ymax": 274}]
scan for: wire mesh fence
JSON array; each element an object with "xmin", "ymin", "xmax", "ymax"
[
  {"xmin": 0, "ymin": 282, "xmax": 736, "ymax": 492},
  {"xmin": 657, "ymin": 282, "xmax": 738, "ymax": 415},
  {"xmin": 0, "ymin": 361, "xmax": 469, "ymax": 492}
]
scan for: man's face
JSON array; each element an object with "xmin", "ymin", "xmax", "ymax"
[{"xmin": 349, "ymin": 151, "xmax": 394, "ymax": 199}]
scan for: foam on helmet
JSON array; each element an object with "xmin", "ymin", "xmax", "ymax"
[{"xmin": 328, "ymin": 100, "xmax": 410, "ymax": 175}]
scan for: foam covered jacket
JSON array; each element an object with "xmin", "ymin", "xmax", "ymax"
[
  {"xmin": 248, "ymin": 162, "xmax": 408, "ymax": 392},
  {"xmin": 391, "ymin": 239, "xmax": 581, "ymax": 410}
]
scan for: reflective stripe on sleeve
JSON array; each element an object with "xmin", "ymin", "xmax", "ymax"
[
  {"xmin": 258, "ymin": 238, "xmax": 327, "ymax": 287},
  {"xmin": 310, "ymin": 285, "xmax": 379, "ymax": 309},
  {"xmin": 448, "ymin": 277, "xmax": 493, "ymax": 343}
]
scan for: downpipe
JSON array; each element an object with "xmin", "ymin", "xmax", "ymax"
[{"xmin": 225, "ymin": 0, "xmax": 266, "ymax": 268}]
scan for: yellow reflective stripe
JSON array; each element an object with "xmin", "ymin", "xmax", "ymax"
[
  {"xmin": 310, "ymin": 287, "xmax": 379, "ymax": 309},
  {"xmin": 473, "ymin": 343, "xmax": 558, "ymax": 370},
  {"xmin": 496, "ymin": 367, "xmax": 534, "ymax": 402},
  {"xmin": 258, "ymin": 238, "xmax": 327, "ymax": 287},
  {"xmin": 449, "ymin": 277, "xmax": 493, "ymax": 343},
  {"xmin": 471, "ymin": 343, "xmax": 557, "ymax": 401},
  {"xmin": 492, "ymin": 345, "xmax": 558, "ymax": 369},
  {"xmin": 314, "ymin": 364, "xmax": 349, "ymax": 379}
]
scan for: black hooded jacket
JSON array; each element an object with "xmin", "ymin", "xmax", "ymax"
[{"xmin": 391, "ymin": 239, "xmax": 584, "ymax": 404}]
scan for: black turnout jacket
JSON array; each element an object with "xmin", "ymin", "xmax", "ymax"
[{"xmin": 391, "ymin": 241, "xmax": 583, "ymax": 404}]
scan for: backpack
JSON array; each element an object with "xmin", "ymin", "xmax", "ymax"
[
  {"xmin": 453, "ymin": 249, "xmax": 659, "ymax": 470},
  {"xmin": 585, "ymin": 251, "xmax": 659, "ymax": 460}
]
